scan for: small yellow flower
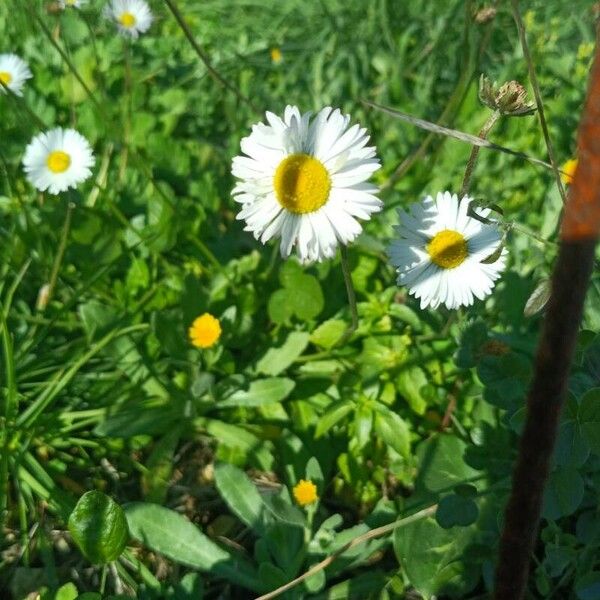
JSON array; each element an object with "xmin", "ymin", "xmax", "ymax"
[
  {"xmin": 189, "ymin": 313, "xmax": 222, "ymax": 349},
  {"xmin": 561, "ymin": 158, "xmax": 578, "ymax": 185},
  {"xmin": 293, "ymin": 479, "xmax": 318, "ymax": 506},
  {"xmin": 270, "ymin": 47, "xmax": 283, "ymax": 65}
]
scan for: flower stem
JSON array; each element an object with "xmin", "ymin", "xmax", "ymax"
[
  {"xmin": 45, "ymin": 202, "xmax": 74, "ymax": 310},
  {"xmin": 460, "ymin": 109, "xmax": 501, "ymax": 198},
  {"xmin": 162, "ymin": 0, "xmax": 259, "ymax": 112},
  {"xmin": 510, "ymin": 0, "xmax": 568, "ymax": 205},
  {"xmin": 338, "ymin": 246, "xmax": 358, "ymax": 345}
]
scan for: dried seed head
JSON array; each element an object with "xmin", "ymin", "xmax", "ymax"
[
  {"xmin": 475, "ymin": 6, "xmax": 497, "ymax": 24},
  {"xmin": 479, "ymin": 76, "xmax": 537, "ymax": 116}
]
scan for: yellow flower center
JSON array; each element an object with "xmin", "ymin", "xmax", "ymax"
[
  {"xmin": 0, "ymin": 71, "xmax": 12, "ymax": 85},
  {"xmin": 189, "ymin": 313, "xmax": 222, "ymax": 349},
  {"xmin": 119, "ymin": 12, "xmax": 137, "ymax": 28},
  {"xmin": 46, "ymin": 150, "xmax": 72, "ymax": 174},
  {"xmin": 293, "ymin": 479, "xmax": 318, "ymax": 506},
  {"xmin": 427, "ymin": 229, "xmax": 468, "ymax": 269},
  {"xmin": 273, "ymin": 154, "xmax": 331, "ymax": 214},
  {"xmin": 270, "ymin": 47, "xmax": 283, "ymax": 64},
  {"xmin": 66, "ymin": 0, "xmax": 77, "ymax": 5},
  {"xmin": 561, "ymin": 158, "xmax": 578, "ymax": 185}
]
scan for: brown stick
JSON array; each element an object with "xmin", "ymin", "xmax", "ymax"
[{"xmin": 493, "ymin": 42, "xmax": 600, "ymax": 600}]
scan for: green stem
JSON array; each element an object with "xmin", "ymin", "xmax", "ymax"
[
  {"xmin": 100, "ymin": 563, "xmax": 108, "ymax": 594},
  {"xmin": 338, "ymin": 246, "xmax": 358, "ymax": 345},
  {"xmin": 510, "ymin": 0, "xmax": 567, "ymax": 205},
  {"xmin": 255, "ymin": 504, "xmax": 438, "ymax": 600},
  {"xmin": 45, "ymin": 202, "xmax": 74, "ymax": 310},
  {"xmin": 163, "ymin": 0, "xmax": 258, "ymax": 112},
  {"xmin": 460, "ymin": 110, "xmax": 501, "ymax": 198},
  {"xmin": 0, "ymin": 307, "xmax": 17, "ymax": 531}
]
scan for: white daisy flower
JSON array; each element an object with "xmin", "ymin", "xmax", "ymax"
[
  {"xmin": 104, "ymin": 0, "xmax": 153, "ymax": 39},
  {"xmin": 388, "ymin": 191, "xmax": 506, "ymax": 310},
  {"xmin": 0, "ymin": 54, "xmax": 32, "ymax": 97},
  {"xmin": 232, "ymin": 105, "xmax": 382, "ymax": 263},
  {"xmin": 23, "ymin": 128, "xmax": 95, "ymax": 195},
  {"xmin": 58, "ymin": 0, "xmax": 88, "ymax": 8}
]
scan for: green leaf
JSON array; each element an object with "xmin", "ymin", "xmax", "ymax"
[
  {"xmin": 415, "ymin": 435, "xmax": 480, "ymax": 494},
  {"xmin": 268, "ymin": 289, "xmax": 293, "ymax": 324},
  {"xmin": 173, "ymin": 572, "xmax": 204, "ymax": 600},
  {"xmin": 388, "ymin": 303, "xmax": 422, "ymax": 331},
  {"xmin": 124, "ymin": 502, "xmax": 262, "ymax": 592},
  {"xmin": 576, "ymin": 572, "xmax": 600, "ymax": 600},
  {"xmin": 542, "ymin": 467, "xmax": 584, "ymax": 520},
  {"xmin": 477, "ymin": 354, "xmax": 531, "ymax": 410},
  {"xmin": 291, "ymin": 273, "xmax": 324, "ymax": 321},
  {"xmin": 315, "ymin": 401, "xmax": 353, "ymax": 437},
  {"xmin": 579, "ymin": 388, "xmax": 600, "ymax": 454},
  {"xmin": 394, "ymin": 517, "xmax": 478, "ymax": 599},
  {"xmin": 436, "ymin": 494, "xmax": 479, "ymax": 528},
  {"xmin": 257, "ymin": 332, "xmax": 310, "ymax": 375},
  {"xmin": 68, "ymin": 491, "xmax": 128, "ymax": 565},
  {"xmin": 396, "ymin": 366, "xmax": 429, "ymax": 415},
  {"xmin": 303, "ymin": 564, "xmax": 326, "ymax": 593},
  {"xmin": 263, "ymin": 495, "xmax": 306, "ymax": 527},
  {"xmin": 220, "ymin": 377, "xmax": 295, "ymax": 407},
  {"xmin": 309, "ymin": 571, "xmax": 386, "ymax": 599},
  {"xmin": 55, "ymin": 583, "xmax": 78, "ymax": 600},
  {"xmin": 94, "ymin": 399, "xmax": 181, "ymax": 437},
  {"xmin": 306, "ymin": 456, "xmax": 324, "ymax": 491},
  {"xmin": 524, "ymin": 279, "xmax": 551, "ymax": 317},
  {"xmin": 310, "ymin": 319, "xmax": 347, "ymax": 349},
  {"xmin": 454, "ymin": 320, "xmax": 488, "ymax": 369},
  {"xmin": 373, "ymin": 406, "xmax": 410, "ymax": 458},
  {"xmin": 78, "ymin": 301, "xmax": 118, "ymax": 342},
  {"xmin": 215, "ymin": 463, "xmax": 265, "ymax": 534}
]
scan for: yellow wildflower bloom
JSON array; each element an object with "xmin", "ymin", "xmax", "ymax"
[
  {"xmin": 293, "ymin": 479, "xmax": 318, "ymax": 506},
  {"xmin": 189, "ymin": 313, "xmax": 222, "ymax": 349},
  {"xmin": 561, "ymin": 158, "xmax": 578, "ymax": 185},
  {"xmin": 270, "ymin": 47, "xmax": 283, "ymax": 64}
]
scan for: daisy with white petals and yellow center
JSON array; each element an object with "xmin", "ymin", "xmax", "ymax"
[
  {"xmin": 232, "ymin": 105, "xmax": 382, "ymax": 263},
  {"xmin": 0, "ymin": 54, "xmax": 32, "ymax": 97},
  {"xmin": 104, "ymin": 0, "xmax": 153, "ymax": 39},
  {"xmin": 388, "ymin": 192, "xmax": 506, "ymax": 310},
  {"xmin": 23, "ymin": 128, "xmax": 95, "ymax": 195},
  {"xmin": 58, "ymin": 0, "xmax": 88, "ymax": 8}
]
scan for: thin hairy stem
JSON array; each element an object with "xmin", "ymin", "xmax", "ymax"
[
  {"xmin": 338, "ymin": 245, "xmax": 359, "ymax": 346},
  {"xmin": 163, "ymin": 0, "xmax": 258, "ymax": 112},
  {"xmin": 46, "ymin": 202, "xmax": 75, "ymax": 309},
  {"xmin": 254, "ymin": 504, "xmax": 437, "ymax": 600},
  {"xmin": 460, "ymin": 110, "xmax": 501, "ymax": 197},
  {"xmin": 510, "ymin": 0, "xmax": 568, "ymax": 205}
]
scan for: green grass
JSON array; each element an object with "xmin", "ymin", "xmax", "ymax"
[{"xmin": 0, "ymin": 0, "xmax": 598, "ymax": 598}]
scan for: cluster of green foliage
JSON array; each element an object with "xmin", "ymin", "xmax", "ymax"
[{"xmin": 1, "ymin": 0, "xmax": 599, "ymax": 598}]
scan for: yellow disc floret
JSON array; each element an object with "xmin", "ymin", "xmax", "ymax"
[
  {"xmin": 119, "ymin": 12, "xmax": 137, "ymax": 28},
  {"xmin": 189, "ymin": 313, "xmax": 222, "ymax": 349},
  {"xmin": 0, "ymin": 71, "xmax": 13, "ymax": 86},
  {"xmin": 274, "ymin": 154, "xmax": 331, "ymax": 214},
  {"xmin": 46, "ymin": 150, "xmax": 71, "ymax": 174},
  {"xmin": 427, "ymin": 229, "xmax": 468, "ymax": 269},
  {"xmin": 293, "ymin": 479, "xmax": 318, "ymax": 506},
  {"xmin": 270, "ymin": 47, "xmax": 283, "ymax": 64},
  {"xmin": 561, "ymin": 158, "xmax": 578, "ymax": 185}
]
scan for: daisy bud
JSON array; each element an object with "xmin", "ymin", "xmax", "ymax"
[
  {"xmin": 36, "ymin": 283, "xmax": 51, "ymax": 311},
  {"xmin": 474, "ymin": 7, "xmax": 497, "ymax": 24},
  {"xmin": 479, "ymin": 76, "xmax": 536, "ymax": 117}
]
